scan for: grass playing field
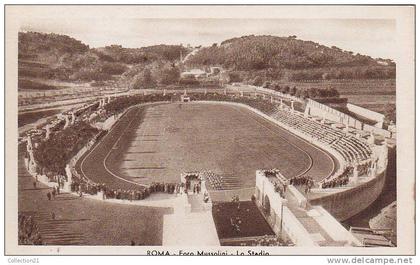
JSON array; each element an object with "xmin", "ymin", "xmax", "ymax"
[{"xmin": 78, "ymin": 102, "xmax": 336, "ymax": 191}]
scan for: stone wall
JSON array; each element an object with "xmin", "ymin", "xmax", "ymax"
[
  {"xmin": 255, "ymin": 171, "xmax": 317, "ymax": 246},
  {"xmin": 306, "ymin": 99, "xmax": 364, "ymax": 129},
  {"xmin": 347, "ymin": 103, "xmax": 385, "ymax": 128},
  {"xmin": 309, "ymin": 169, "xmax": 387, "ymax": 221}
]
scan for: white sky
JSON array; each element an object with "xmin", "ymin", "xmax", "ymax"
[{"xmin": 20, "ymin": 17, "xmax": 396, "ymax": 60}]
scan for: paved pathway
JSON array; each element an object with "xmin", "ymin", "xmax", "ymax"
[{"xmin": 163, "ymin": 194, "xmax": 220, "ymax": 246}]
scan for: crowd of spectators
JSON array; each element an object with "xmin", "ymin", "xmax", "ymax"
[
  {"xmin": 201, "ymin": 171, "xmax": 224, "ymax": 190},
  {"xmin": 70, "ymin": 174, "xmax": 182, "ymax": 201},
  {"xmin": 290, "ymin": 175, "xmax": 315, "ymax": 194},
  {"xmin": 357, "ymin": 161, "xmax": 371, "ymax": 176},
  {"xmin": 321, "ymin": 167, "xmax": 351, "ymax": 189},
  {"xmin": 268, "ymin": 179, "xmax": 286, "ymax": 198},
  {"xmin": 290, "ymin": 175, "xmax": 314, "ymax": 187},
  {"xmin": 271, "ymin": 105, "xmax": 374, "ymax": 190}
]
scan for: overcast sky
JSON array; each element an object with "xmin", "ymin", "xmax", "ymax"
[{"xmin": 21, "ymin": 18, "xmax": 396, "ymax": 60}]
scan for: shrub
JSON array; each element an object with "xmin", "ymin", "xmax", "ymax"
[{"xmin": 34, "ymin": 121, "xmax": 99, "ymax": 175}]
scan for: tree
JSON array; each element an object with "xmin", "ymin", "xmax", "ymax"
[
  {"xmin": 326, "ymin": 87, "xmax": 340, "ymax": 98},
  {"xmin": 308, "ymin": 87, "xmax": 319, "ymax": 98},
  {"xmin": 295, "ymin": 88, "xmax": 302, "ymax": 98},
  {"xmin": 100, "ymin": 62, "xmax": 128, "ymax": 75},
  {"xmin": 159, "ymin": 66, "xmax": 180, "ymax": 85},
  {"xmin": 252, "ymin": 76, "xmax": 264, "ymax": 86},
  {"xmin": 301, "ymin": 89, "xmax": 310, "ymax": 99},
  {"xmin": 262, "ymin": 81, "xmax": 271, "ymax": 88},
  {"xmin": 289, "ymin": 86, "xmax": 297, "ymax": 96},
  {"xmin": 142, "ymin": 69, "xmax": 155, "ymax": 87},
  {"xmin": 33, "ymin": 122, "xmax": 98, "ymax": 175},
  {"xmin": 282, "ymin": 86, "xmax": 290, "ymax": 94},
  {"xmin": 272, "ymin": 83, "xmax": 280, "ymax": 91},
  {"xmin": 383, "ymin": 104, "xmax": 396, "ymax": 124},
  {"xmin": 130, "ymin": 69, "xmax": 156, "ymax": 89},
  {"xmin": 228, "ymin": 72, "xmax": 242, "ymax": 83}
]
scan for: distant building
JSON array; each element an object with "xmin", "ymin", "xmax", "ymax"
[
  {"xmin": 376, "ymin": 60, "xmax": 390, "ymax": 66},
  {"xmin": 209, "ymin": 67, "xmax": 222, "ymax": 75},
  {"xmin": 181, "ymin": 69, "xmax": 207, "ymax": 79}
]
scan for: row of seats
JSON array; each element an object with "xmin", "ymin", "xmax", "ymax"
[
  {"xmin": 272, "ymin": 109, "xmax": 373, "ymax": 165},
  {"xmin": 201, "ymin": 171, "xmax": 224, "ymax": 190}
]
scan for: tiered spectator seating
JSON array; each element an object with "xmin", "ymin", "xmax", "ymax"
[
  {"xmin": 201, "ymin": 171, "xmax": 224, "ymax": 190},
  {"xmin": 201, "ymin": 171, "xmax": 241, "ymax": 190},
  {"xmin": 271, "ymin": 109, "xmax": 374, "ymax": 188},
  {"xmin": 272, "ymin": 109, "xmax": 373, "ymax": 164}
]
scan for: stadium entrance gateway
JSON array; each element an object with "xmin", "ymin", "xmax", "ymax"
[
  {"xmin": 180, "ymin": 172, "xmax": 201, "ymax": 193},
  {"xmin": 256, "ymin": 169, "xmax": 289, "ymax": 233}
]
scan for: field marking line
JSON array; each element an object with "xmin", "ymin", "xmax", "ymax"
[
  {"xmin": 196, "ymin": 100, "xmax": 337, "ymax": 181},
  {"xmin": 104, "ymin": 105, "xmax": 167, "ymax": 184},
  {"xmin": 263, "ymin": 110, "xmax": 337, "ymax": 179},
  {"xmin": 103, "ymin": 107, "xmax": 150, "ymax": 187},
  {"xmin": 79, "ymin": 105, "xmax": 135, "ymax": 183},
  {"xmin": 233, "ymin": 107, "xmax": 314, "ymax": 179},
  {"xmin": 239, "ymin": 106, "xmax": 337, "ymax": 180},
  {"xmin": 79, "ymin": 101, "xmax": 169, "ymax": 187},
  {"xmin": 80, "ymin": 106, "xmax": 148, "ymax": 187}
]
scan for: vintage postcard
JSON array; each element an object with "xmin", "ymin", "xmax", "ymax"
[{"xmin": 4, "ymin": 4, "xmax": 415, "ymax": 256}]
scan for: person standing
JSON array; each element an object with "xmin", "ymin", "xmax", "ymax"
[{"xmin": 46, "ymin": 192, "xmax": 51, "ymax": 201}]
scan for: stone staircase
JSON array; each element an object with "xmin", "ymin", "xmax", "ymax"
[
  {"xmin": 21, "ymin": 210, "xmax": 88, "ymax": 245},
  {"xmin": 284, "ymin": 189, "xmax": 348, "ymax": 246}
]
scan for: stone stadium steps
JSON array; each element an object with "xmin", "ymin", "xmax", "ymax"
[
  {"xmin": 18, "ymin": 149, "xmax": 84, "ymax": 245},
  {"xmin": 284, "ymin": 192, "xmax": 347, "ymax": 246},
  {"xmin": 219, "ymin": 174, "xmax": 242, "ymax": 190},
  {"xmin": 271, "ymin": 109, "xmax": 373, "ymax": 166},
  {"xmin": 203, "ymin": 173, "xmax": 242, "ymax": 191},
  {"xmin": 22, "ymin": 210, "xmax": 88, "ymax": 245}
]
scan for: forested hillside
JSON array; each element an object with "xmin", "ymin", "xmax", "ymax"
[
  {"xmin": 18, "ymin": 32, "xmax": 396, "ymax": 91},
  {"xmin": 18, "ymin": 32, "xmax": 189, "ymax": 88},
  {"xmin": 185, "ymin": 35, "xmax": 395, "ymax": 82}
]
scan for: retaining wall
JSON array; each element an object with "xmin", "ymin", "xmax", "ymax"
[{"xmin": 309, "ymin": 169, "xmax": 387, "ymax": 221}]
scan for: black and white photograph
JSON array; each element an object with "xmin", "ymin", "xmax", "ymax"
[{"xmin": 3, "ymin": 4, "xmax": 416, "ymax": 257}]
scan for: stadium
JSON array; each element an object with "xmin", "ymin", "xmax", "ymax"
[{"xmin": 19, "ymin": 87, "xmax": 395, "ymax": 247}]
